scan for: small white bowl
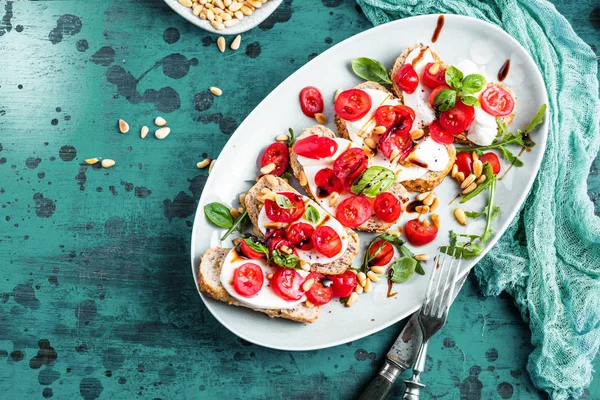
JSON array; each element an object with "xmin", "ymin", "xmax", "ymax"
[{"xmin": 163, "ymin": 0, "xmax": 283, "ymax": 36}]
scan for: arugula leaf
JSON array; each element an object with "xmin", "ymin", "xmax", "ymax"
[
  {"xmin": 496, "ymin": 119, "xmax": 508, "ymax": 138},
  {"xmin": 460, "ymin": 162, "xmax": 495, "ymax": 203},
  {"xmin": 221, "ymin": 210, "xmax": 250, "ymax": 241},
  {"xmin": 524, "ymin": 104, "xmax": 547, "ymax": 134},
  {"xmin": 465, "ymin": 206, "xmax": 500, "ymax": 220},
  {"xmin": 351, "ymin": 57, "xmax": 392, "ymax": 85},
  {"xmin": 461, "ymin": 95, "xmax": 480, "ymax": 107},
  {"xmin": 480, "ymin": 174, "xmax": 497, "ymax": 242},
  {"xmin": 288, "ymin": 128, "xmax": 296, "ymax": 146},
  {"xmin": 272, "ymin": 250, "xmax": 300, "ymax": 269},
  {"xmin": 304, "ymin": 205, "xmax": 320, "ymax": 224},
  {"xmin": 389, "ymin": 257, "xmax": 417, "ymax": 283},
  {"xmin": 204, "ymin": 202, "xmax": 234, "ymax": 229},
  {"xmin": 276, "ymin": 194, "xmax": 294, "ymax": 209},
  {"xmin": 351, "ymin": 166, "xmax": 395, "ymax": 197},
  {"xmin": 445, "ymin": 66, "xmax": 463, "ymax": 90},
  {"xmin": 461, "ymin": 74, "xmax": 486, "ymax": 94},
  {"xmin": 434, "ymin": 89, "xmax": 457, "ymax": 111}
]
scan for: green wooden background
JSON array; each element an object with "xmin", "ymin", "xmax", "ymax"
[{"xmin": 1, "ymin": 1, "xmax": 598, "ymax": 399}]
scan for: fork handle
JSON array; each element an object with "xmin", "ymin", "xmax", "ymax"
[{"xmin": 356, "ymin": 361, "xmax": 401, "ymax": 400}]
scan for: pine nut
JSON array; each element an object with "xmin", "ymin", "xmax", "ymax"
[
  {"xmin": 329, "ymin": 192, "xmax": 339, "ymax": 207},
  {"xmin": 305, "ymin": 300, "xmax": 314, "ymax": 308},
  {"xmin": 461, "ymin": 174, "xmax": 476, "ymax": 189},
  {"xmin": 205, "ymin": 3, "xmax": 214, "ymax": 8},
  {"xmin": 199, "ymin": 11, "xmax": 207, "ymax": 20},
  {"xmin": 276, "ymin": 134, "xmax": 288, "ymax": 142},
  {"xmin": 265, "ymin": 221, "xmax": 284, "ymax": 229},
  {"xmin": 345, "ymin": 292, "xmax": 358, "ymax": 307},
  {"xmin": 217, "ymin": 36, "xmax": 226, "ymax": 52},
  {"xmin": 230, "ymin": 208, "xmax": 240, "ymax": 218},
  {"xmin": 197, "ymin": 158, "xmax": 211, "ymax": 168},
  {"xmin": 193, "ymin": 5, "xmax": 203, "ymax": 15},
  {"xmin": 234, "ymin": 11, "xmax": 244, "ymax": 19},
  {"xmin": 140, "ymin": 126, "xmax": 149, "ymax": 138},
  {"xmin": 240, "ymin": 5, "xmax": 252, "ymax": 15},
  {"xmin": 390, "ymin": 148, "xmax": 400, "ymax": 161},
  {"xmin": 367, "ymin": 271, "xmax": 380, "ymax": 283},
  {"xmin": 428, "ymin": 63, "xmax": 440, "ymax": 75},
  {"xmin": 362, "ymin": 146, "xmax": 374, "ymax": 158},
  {"xmin": 414, "ymin": 254, "xmax": 429, "ymax": 261},
  {"xmin": 248, "ymin": 0, "xmax": 262, "ymax": 7},
  {"xmin": 215, "ymin": 0, "xmax": 225, "ymax": 8},
  {"xmin": 422, "ymin": 218, "xmax": 430, "ymax": 228},
  {"xmin": 224, "ymin": 0, "xmax": 232, "ymax": 6},
  {"xmin": 387, "ymin": 229, "xmax": 401, "ymax": 237},
  {"xmin": 209, "ymin": 159, "xmax": 216, "ymax": 174},
  {"xmin": 357, "ymin": 272, "xmax": 367, "ymax": 287},
  {"xmin": 239, "ymin": 193, "xmax": 246, "ymax": 206},
  {"xmin": 260, "ymin": 163, "xmax": 275, "ymax": 175},
  {"xmin": 430, "ymin": 197, "xmax": 440, "ymax": 212},
  {"xmin": 455, "ymin": 171, "xmax": 465, "ymax": 183},
  {"xmin": 155, "ymin": 116, "xmax": 167, "ymax": 126},
  {"xmin": 229, "ymin": 1, "xmax": 243, "ymax": 11},
  {"xmin": 211, "ymin": 20, "xmax": 224, "ymax": 29},
  {"xmin": 230, "ymin": 34, "xmax": 241, "ymax": 50},
  {"xmin": 454, "ymin": 208, "xmax": 467, "ymax": 225},
  {"xmin": 364, "ymin": 137, "xmax": 377, "ymax": 149},
  {"xmin": 349, "ymin": 269, "xmax": 357, "ymax": 275},
  {"xmin": 85, "ymin": 158, "xmax": 99, "ymax": 165},
  {"xmin": 354, "ymin": 285, "xmax": 363, "ymax": 295},
  {"xmin": 300, "ymin": 260, "xmax": 310, "ymax": 271},
  {"xmin": 473, "ymin": 159, "xmax": 483, "ymax": 178},
  {"xmin": 118, "ymin": 119, "xmax": 129, "ymax": 134},
  {"xmin": 265, "ymin": 174, "xmax": 278, "ymax": 186},
  {"xmin": 206, "ymin": 9, "xmax": 215, "ymax": 20},
  {"xmin": 374, "ymin": 125, "xmax": 386, "ymax": 134},
  {"xmin": 431, "ymin": 213, "xmax": 441, "ymax": 228},
  {"xmin": 416, "ymin": 191, "xmax": 431, "ymax": 201},
  {"xmin": 245, "ymin": 2, "xmax": 255, "ymax": 10},
  {"xmin": 476, "ymin": 174, "xmax": 487, "ymax": 184},
  {"xmin": 252, "ymin": 226, "xmax": 261, "ymax": 236},
  {"xmin": 315, "ymin": 113, "xmax": 327, "ymax": 124},
  {"xmin": 451, "ymin": 164, "xmax": 458, "ymax": 178},
  {"xmin": 178, "ymin": 0, "xmax": 193, "ymax": 7},
  {"xmin": 237, "ymin": 207, "xmax": 244, "ymax": 214},
  {"xmin": 224, "ymin": 19, "xmax": 239, "ymax": 27},
  {"xmin": 423, "ymin": 193, "xmax": 435, "ymax": 207},
  {"xmin": 472, "ymin": 151, "xmax": 479, "ymax": 162},
  {"xmin": 266, "ymin": 273, "xmax": 273, "ymax": 280},
  {"xmin": 302, "ymin": 278, "xmax": 315, "ymax": 292},
  {"xmin": 101, "ymin": 159, "xmax": 115, "ymax": 168},
  {"xmin": 299, "ymin": 171, "xmax": 308, "ymax": 186},
  {"xmin": 155, "ymin": 127, "xmax": 171, "ymax": 139},
  {"xmin": 370, "ymin": 266, "xmax": 385, "ymax": 274},
  {"xmin": 462, "ymin": 182, "xmax": 477, "ymax": 194},
  {"xmin": 415, "ymin": 205, "xmax": 429, "ymax": 214},
  {"xmin": 411, "ymin": 129, "xmax": 425, "ymax": 140},
  {"xmin": 364, "ymin": 279, "xmax": 373, "ymax": 293},
  {"xmin": 210, "ymin": 86, "xmax": 222, "ymax": 96},
  {"xmin": 334, "ymin": 89, "xmax": 342, "ymax": 102}
]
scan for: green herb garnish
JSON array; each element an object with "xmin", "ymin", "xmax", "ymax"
[
  {"xmin": 275, "ymin": 194, "xmax": 294, "ymax": 209},
  {"xmin": 351, "ymin": 166, "xmax": 396, "ymax": 197},
  {"xmin": 434, "ymin": 66, "xmax": 486, "ymax": 111},
  {"xmin": 362, "ymin": 233, "xmax": 424, "ymax": 277},
  {"xmin": 221, "ymin": 210, "xmax": 250, "ymax": 241},
  {"xmin": 304, "ymin": 204, "xmax": 320, "ymax": 224},
  {"xmin": 350, "ymin": 57, "xmax": 392, "ymax": 85},
  {"xmin": 204, "ymin": 202, "xmax": 234, "ymax": 229},
  {"xmin": 460, "ymin": 162, "xmax": 495, "ymax": 203},
  {"xmin": 272, "ymin": 250, "xmax": 301, "ymax": 269},
  {"xmin": 287, "ymin": 127, "xmax": 296, "ymax": 147},
  {"xmin": 242, "ymin": 237, "xmax": 269, "ymax": 259},
  {"xmin": 389, "ymin": 257, "xmax": 418, "ymax": 283}
]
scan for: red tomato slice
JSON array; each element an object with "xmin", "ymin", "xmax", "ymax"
[
  {"xmin": 314, "ymin": 168, "xmax": 345, "ymax": 197},
  {"xmin": 343, "ymin": 177, "xmax": 355, "ymax": 194},
  {"xmin": 287, "ymin": 222, "xmax": 315, "ymax": 250},
  {"xmin": 328, "ymin": 270, "xmax": 357, "ymax": 298},
  {"xmin": 368, "ymin": 239, "xmax": 394, "ymax": 267},
  {"xmin": 439, "ymin": 101, "xmax": 475, "ymax": 134},
  {"xmin": 392, "ymin": 105, "xmax": 415, "ymax": 132},
  {"xmin": 377, "ymin": 125, "xmax": 413, "ymax": 160},
  {"xmin": 422, "ymin": 63, "xmax": 447, "ymax": 89},
  {"xmin": 455, "ymin": 152, "xmax": 473, "ymax": 176},
  {"xmin": 479, "ymin": 152, "xmax": 501, "ymax": 174},
  {"xmin": 374, "ymin": 192, "xmax": 402, "ymax": 223},
  {"xmin": 265, "ymin": 228, "xmax": 287, "ymax": 242},
  {"xmin": 429, "ymin": 120, "xmax": 455, "ymax": 145},
  {"xmin": 480, "ymin": 85, "xmax": 515, "ymax": 117},
  {"xmin": 304, "ymin": 272, "xmax": 333, "ymax": 305},
  {"xmin": 334, "ymin": 89, "xmax": 372, "ymax": 121},
  {"xmin": 335, "ymin": 196, "xmax": 372, "ymax": 228},
  {"xmin": 374, "ymin": 106, "xmax": 397, "ymax": 130},
  {"xmin": 429, "ymin": 84, "xmax": 452, "ymax": 107},
  {"xmin": 292, "ymin": 136, "xmax": 338, "ymax": 159},
  {"xmin": 264, "ymin": 192, "xmax": 305, "ymax": 223},
  {"xmin": 395, "ymin": 64, "xmax": 419, "ymax": 94},
  {"xmin": 312, "ymin": 226, "xmax": 343, "ymax": 258},
  {"xmin": 332, "ymin": 148, "xmax": 368, "ymax": 180},
  {"xmin": 270, "ymin": 268, "xmax": 305, "ymax": 301},
  {"xmin": 233, "ymin": 263, "xmax": 264, "ymax": 298},
  {"xmin": 239, "ymin": 237, "xmax": 267, "ymax": 259},
  {"xmin": 405, "ymin": 218, "xmax": 438, "ymax": 246},
  {"xmin": 299, "ymin": 86, "xmax": 324, "ymax": 118},
  {"xmin": 260, "ymin": 142, "xmax": 289, "ymax": 176}
]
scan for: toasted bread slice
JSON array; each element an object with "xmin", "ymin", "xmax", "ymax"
[
  {"xmin": 198, "ymin": 247, "xmax": 320, "ymax": 323},
  {"xmin": 289, "ymin": 125, "xmax": 410, "ymax": 231},
  {"xmin": 245, "ymin": 175, "xmax": 359, "ymax": 275}
]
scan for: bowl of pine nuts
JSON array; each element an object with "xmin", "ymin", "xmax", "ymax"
[{"xmin": 164, "ymin": 0, "xmax": 282, "ymax": 35}]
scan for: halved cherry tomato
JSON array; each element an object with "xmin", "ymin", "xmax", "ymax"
[
  {"xmin": 265, "ymin": 228, "xmax": 287, "ymax": 242},
  {"xmin": 292, "ymin": 136, "xmax": 338, "ymax": 160},
  {"xmin": 343, "ymin": 177, "xmax": 355, "ymax": 194},
  {"xmin": 312, "ymin": 226, "xmax": 343, "ymax": 258},
  {"xmin": 315, "ymin": 168, "xmax": 345, "ymax": 197},
  {"xmin": 264, "ymin": 192, "xmax": 305, "ymax": 222},
  {"xmin": 233, "ymin": 263, "xmax": 264, "ymax": 298},
  {"xmin": 480, "ymin": 86, "xmax": 514, "ymax": 117},
  {"xmin": 299, "ymin": 86, "xmax": 324, "ymax": 118},
  {"xmin": 267, "ymin": 237, "xmax": 294, "ymax": 254},
  {"xmin": 405, "ymin": 218, "xmax": 438, "ymax": 246},
  {"xmin": 430, "ymin": 84, "xmax": 452, "ymax": 107},
  {"xmin": 332, "ymin": 148, "xmax": 368, "ymax": 180},
  {"xmin": 260, "ymin": 142, "xmax": 289, "ymax": 176},
  {"xmin": 328, "ymin": 270, "xmax": 357, "ymax": 298},
  {"xmin": 304, "ymin": 272, "xmax": 333, "ymax": 305},
  {"xmin": 455, "ymin": 152, "xmax": 473, "ymax": 176},
  {"xmin": 368, "ymin": 240, "xmax": 394, "ymax": 267},
  {"xmin": 395, "ymin": 64, "xmax": 419, "ymax": 94},
  {"xmin": 334, "ymin": 89, "xmax": 372, "ymax": 121},
  {"xmin": 422, "ymin": 62, "xmax": 447, "ymax": 89},
  {"xmin": 238, "ymin": 237, "xmax": 267, "ymax": 259},
  {"xmin": 392, "ymin": 105, "xmax": 415, "ymax": 131},
  {"xmin": 429, "ymin": 120, "xmax": 454, "ymax": 145},
  {"xmin": 439, "ymin": 101, "xmax": 475, "ymax": 134},
  {"xmin": 374, "ymin": 192, "xmax": 402, "ymax": 223},
  {"xmin": 336, "ymin": 196, "xmax": 372, "ymax": 228},
  {"xmin": 287, "ymin": 222, "xmax": 315, "ymax": 250},
  {"xmin": 271, "ymin": 267, "xmax": 305, "ymax": 301},
  {"xmin": 479, "ymin": 152, "xmax": 501, "ymax": 174},
  {"xmin": 374, "ymin": 106, "xmax": 397, "ymax": 130},
  {"xmin": 378, "ymin": 126, "xmax": 413, "ymax": 160}
]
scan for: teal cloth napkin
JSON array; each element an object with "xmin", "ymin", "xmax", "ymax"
[{"xmin": 356, "ymin": 0, "xmax": 600, "ymax": 398}]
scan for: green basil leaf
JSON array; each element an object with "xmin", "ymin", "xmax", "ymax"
[
  {"xmin": 434, "ymin": 89, "xmax": 456, "ymax": 112},
  {"xmin": 389, "ymin": 257, "xmax": 417, "ymax": 283},
  {"xmin": 351, "ymin": 166, "xmax": 396, "ymax": 197},
  {"xmin": 204, "ymin": 202, "xmax": 234, "ymax": 229},
  {"xmin": 272, "ymin": 250, "xmax": 300, "ymax": 269},
  {"xmin": 243, "ymin": 238, "xmax": 269, "ymax": 256},
  {"xmin": 415, "ymin": 263, "xmax": 425, "ymax": 275},
  {"xmin": 445, "ymin": 66, "xmax": 464, "ymax": 90},
  {"xmin": 304, "ymin": 205, "xmax": 320, "ymax": 224},
  {"xmin": 276, "ymin": 194, "xmax": 294, "ymax": 209},
  {"xmin": 461, "ymin": 74, "xmax": 486, "ymax": 94},
  {"xmin": 461, "ymin": 95, "xmax": 480, "ymax": 107},
  {"xmin": 524, "ymin": 104, "xmax": 547, "ymax": 134},
  {"xmin": 350, "ymin": 57, "xmax": 392, "ymax": 85}
]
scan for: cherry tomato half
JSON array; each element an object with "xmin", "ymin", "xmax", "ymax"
[
  {"xmin": 405, "ymin": 218, "xmax": 438, "ymax": 246},
  {"xmin": 265, "ymin": 228, "xmax": 287, "ymax": 242},
  {"xmin": 374, "ymin": 106, "xmax": 397, "ymax": 130},
  {"xmin": 315, "ymin": 168, "xmax": 345, "ymax": 197},
  {"xmin": 422, "ymin": 63, "xmax": 447, "ymax": 89},
  {"xmin": 479, "ymin": 152, "xmax": 501, "ymax": 174},
  {"xmin": 332, "ymin": 148, "xmax": 368, "ymax": 180},
  {"xmin": 392, "ymin": 105, "xmax": 415, "ymax": 132},
  {"xmin": 378, "ymin": 125, "xmax": 413, "ymax": 161},
  {"xmin": 292, "ymin": 135, "xmax": 338, "ymax": 160},
  {"xmin": 455, "ymin": 152, "xmax": 473, "ymax": 176},
  {"xmin": 430, "ymin": 84, "xmax": 452, "ymax": 107},
  {"xmin": 336, "ymin": 196, "xmax": 372, "ymax": 228},
  {"xmin": 267, "ymin": 237, "xmax": 294, "ymax": 255},
  {"xmin": 299, "ymin": 86, "xmax": 324, "ymax": 118},
  {"xmin": 428, "ymin": 120, "xmax": 455, "ymax": 145},
  {"xmin": 395, "ymin": 64, "xmax": 419, "ymax": 94},
  {"xmin": 439, "ymin": 100, "xmax": 475, "ymax": 135},
  {"xmin": 260, "ymin": 142, "xmax": 289, "ymax": 176},
  {"xmin": 328, "ymin": 270, "xmax": 357, "ymax": 298},
  {"xmin": 368, "ymin": 240, "xmax": 394, "ymax": 267},
  {"xmin": 334, "ymin": 89, "xmax": 372, "ymax": 122},
  {"xmin": 312, "ymin": 226, "xmax": 343, "ymax": 258},
  {"xmin": 304, "ymin": 272, "xmax": 333, "ymax": 306},
  {"xmin": 480, "ymin": 85, "xmax": 515, "ymax": 117},
  {"xmin": 233, "ymin": 263, "xmax": 264, "ymax": 298},
  {"xmin": 270, "ymin": 267, "xmax": 305, "ymax": 301},
  {"xmin": 287, "ymin": 222, "xmax": 315, "ymax": 251},
  {"xmin": 264, "ymin": 192, "xmax": 305, "ymax": 223},
  {"xmin": 238, "ymin": 236, "xmax": 267, "ymax": 259},
  {"xmin": 374, "ymin": 192, "xmax": 402, "ymax": 223}
]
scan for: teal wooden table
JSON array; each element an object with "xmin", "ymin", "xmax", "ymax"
[{"xmin": 1, "ymin": 1, "xmax": 599, "ymax": 399}]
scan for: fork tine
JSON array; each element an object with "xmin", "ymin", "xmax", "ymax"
[
  {"xmin": 437, "ymin": 247, "xmax": 463, "ymax": 318},
  {"xmin": 430, "ymin": 249, "xmax": 447, "ymax": 315},
  {"xmin": 422, "ymin": 249, "xmax": 442, "ymax": 314}
]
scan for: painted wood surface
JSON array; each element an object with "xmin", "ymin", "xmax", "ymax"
[{"xmin": 0, "ymin": 1, "xmax": 598, "ymax": 399}]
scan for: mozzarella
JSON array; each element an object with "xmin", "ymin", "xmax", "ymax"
[
  {"xmin": 408, "ymin": 137, "xmax": 450, "ymax": 172},
  {"xmin": 467, "ymin": 106, "xmax": 498, "ymax": 146},
  {"xmin": 344, "ymin": 89, "xmax": 402, "ymax": 144},
  {"xmin": 220, "ymin": 248, "xmax": 309, "ymax": 309},
  {"xmin": 402, "ymin": 48, "xmax": 437, "ymax": 130},
  {"xmin": 369, "ymin": 152, "xmax": 428, "ymax": 182}
]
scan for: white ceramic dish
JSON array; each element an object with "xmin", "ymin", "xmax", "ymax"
[
  {"xmin": 190, "ymin": 14, "xmax": 548, "ymax": 351},
  {"xmin": 163, "ymin": 0, "xmax": 282, "ymax": 35}
]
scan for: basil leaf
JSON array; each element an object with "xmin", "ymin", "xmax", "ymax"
[
  {"xmin": 272, "ymin": 250, "xmax": 300, "ymax": 269},
  {"xmin": 389, "ymin": 257, "xmax": 417, "ymax": 283},
  {"xmin": 204, "ymin": 202, "xmax": 234, "ymax": 229},
  {"xmin": 524, "ymin": 104, "xmax": 547, "ymax": 134},
  {"xmin": 276, "ymin": 194, "xmax": 294, "ymax": 209},
  {"xmin": 434, "ymin": 89, "xmax": 456, "ymax": 112},
  {"xmin": 243, "ymin": 238, "xmax": 269, "ymax": 257},
  {"xmin": 351, "ymin": 57, "xmax": 392, "ymax": 85},
  {"xmin": 461, "ymin": 95, "xmax": 480, "ymax": 107},
  {"xmin": 445, "ymin": 66, "xmax": 463, "ymax": 90},
  {"xmin": 304, "ymin": 205, "xmax": 320, "ymax": 224},
  {"xmin": 461, "ymin": 74, "xmax": 486, "ymax": 94},
  {"xmin": 415, "ymin": 263, "xmax": 425, "ymax": 275},
  {"xmin": 351, "ymin": 166, "xmax": 395, "ymax": 197}
]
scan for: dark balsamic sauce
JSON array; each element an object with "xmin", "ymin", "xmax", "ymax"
[
  {"xmin": 432, "ymin": 15, "xmax": 444, "ymax": 43},
  {"xmin": 498, "ymin": 59, "xmax": 510, "ymax": 81}
]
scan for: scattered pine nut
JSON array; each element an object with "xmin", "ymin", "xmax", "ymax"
[
  {"xmin": 178, "ymin": 0, "xmax": 193, "ymax": 7},
  {"xmin": 373, "ymin": 125, "xmax": 386, "ymax": 134},
  {"xmin": 280, "ymin": 245, "xmax": 293, "ymax": 255},
  {"xmin": 265, "ymin": 174, "xmax": 278, "ymax": 186},
  {"xmin": 265, "ymin": 221, "xmax": 285, "ymax": 229},
  {"xmin": 266, "ymin": 273, "xmax": 273, "ymax": 280},
  {"xmin": 390, "ymin": 148, "xmax": 400, "ymax": 161},
  {"xmin": 428, "ymin": 63, "xmax": 440, "ymax": 75},
  {"xmin": 302, "ymin": 278, "xmax": 315, "ymax": 292},
  {"xmin": 461, "ymin": 174, "xmax": 476, "ymax": 189},
  {"xmin": 230, "ymin": 34, "xmax": 242, "ymax": 50},
  {"xmin": 451, "ymin": 164, "xmax": 458, "ymax": 178},
  {"xmin": 348, "ymin": 269, "xmax": 357, "ymax": 275},
  {"xmin": 411, "ymin": 129, "xmax": 425, "ymax": 140},
  {"xmin": 423, "ymin": 193, "xmax": 436, "ymax": 207},
  {"xmin": 210, "ymin": 86, "xmax": 222, "ymax": 96},
  {"xmin": 154, "ymin": 116, "xmax": 167, "ymax": 127},
  {"xmin": 315, "ymin": 113, "xmax": 327, "ymax": 124},
  {"xmin": 476, "ymin": 174, "xmax": 487, "ymax": 184},
  {"xmin": 260, "ymin": 163, "xmax": 276, "ymax": 175},
  {"xmin": 473, "ymin": 159, "xmax": 483, "ymax": 178},
  {"xmin": 305, "ymin": 300, "xmax": 314, "ymax": 308},
  {"xmin": 462, "ymin": 182, "xmax": 477, "ymax": 194},
  {"xmin": 431, "ymin": 213, "xmax": 441, "ymax": 228},
  {"xmin": 118, "ymin": 119, "xmax": 129, "ymax": 134},
  {"xmin": 367, "ymin": 271, "xmax": 380, "ymax": 283},
  {"xmin": 455, "ymin": 171, "xmax": 465, "ymax": 183},
  {"xmin": 328, "ymin": 192, "xmax": 339, "ymax": 207},
  {"xmin": 300, "ymin": 260, "xmax": 310, "ymax": 271},
  {"xmin": 422, "ymin": 218, "xmax": 431, "ymax": 228},
  {"xmin": 370, "ymin": 266, "xmax": 385, "ymax": 274},
  {"xmin": 472, "ymin": 151, "xmax": 479, "ymax": 162},
  {"xmin": 240, "ymin": 5, "xmax": 252, "ymax": 15},
  {"xmin": 454, "ymin": 208, "xmax": 467, "ymax": 225},
  {"xmin": 364, "ymin": 279, "xmax": 373, "ymax": 293},
  {"xmin": 85, "ymin": 158, "xmax": 99, "ymax": 165},
  {"xmin": 211, "ymin": 20, "xmax": 225, "ymax": 30},
  {"xmin": 140, "ymin": 126, "xmax": 149, "ymax": 139},
  {"xmin": 430, "ymin": 196, "xmax": 440, "ymax": 212},
  {"xmin": 345, "ymin": 292, "xmax": 358, "ymax": 307},
  {"xmin": 155, "ymin": 127, "xmax": 171, "ymax": 140},
  {"xmin": 355, "ymin": 285, "xmax": 363, "ymax": 295},
  {"xmin": 197, "ymin": 158, "xmax": 211, "ymax": 169},
  {"xmin": 239, "ymin": 193, "xmax": 246, "ymax": 206},
  {"xmin": 364, "ymin": 137, "xmax": 377, "ymax": 149},
  {"xmin": 237, "ymin": 207, "xmax": 244, "ymax": 214},
  {"xmin": 217, "ymin": 36, "xmax": 226, "ymax": 52},
  {"xmin": 334, "ymin": 89, "xmax": 342, "ymax": 102},
  {"xmin": 299, "ymin": 171, "xmax": 308, "ymax": 186},
  {"xmin": 414, "ymin": 254, "xmax": 429, "ymax": 261},
  {"xmin": 209, "ymin": 159, "xmax": 216, "ymax": 174},
  {"xmin": 260, "ymin": 188, "xmax": 271, "ymax": 195},
  {"xmin": 416, "ymin": 191, "xmax": 431, "ymax": 201},
  {"xmin": 276, "ymin": 134, "xmax": 289, "ymax": 142},
  {"xmin": 415, "ymin": 205, "xmax": 430, "ymax": 214},
  {"xmin": 230, "ymin": 208, "xmax": 240, "ymax": 218},
  {"xmin": 101, "ymin": 159, "xmax": 115, "ymax": 168},
  {"xmin": 357, "ymin": 272, "xmax": 367, "ymax": 287}
]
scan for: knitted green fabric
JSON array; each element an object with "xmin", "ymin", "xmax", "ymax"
[{"xmin": 356, "ymin": 0, "xmax": 600, "ymax": 398}]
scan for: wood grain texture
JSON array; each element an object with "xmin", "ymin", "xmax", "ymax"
[{"xmin": 0, "ymin": 0, "xmax": 598, "ymax": 399}]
